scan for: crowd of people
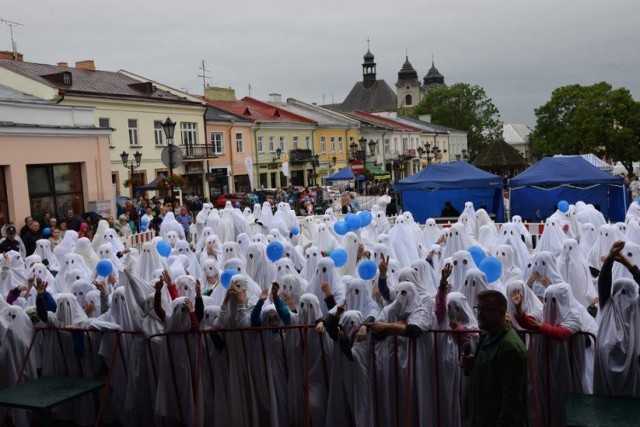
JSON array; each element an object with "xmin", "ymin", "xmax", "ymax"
[{"xmin": 1, "ymin": 196, "xmax": 640, "ymax": 426}]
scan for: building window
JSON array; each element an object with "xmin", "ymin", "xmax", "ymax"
[
  {"xmin": 210, "ymin": 132, "xmax": 223, "ymax": 154},
  {"xmin": 330, "ymin": 137, "xmax": 336, "ymax": 153},
  {"xmin": 128, "ymin": 119, "xmax": 139, "ymax": 146},
  {"xmin": 180, "ymin": 122, "xmax": 198, "ymax": 146},
  {"xmin": 27, "ymin": 163, "xmax": 84, "ymax": 220},
  {"xmin": 320, "ymin": 136, "xmax": 326, "ymax": 153},
  {"xmin": 305, "ymin": 136, "xmax": 311, "ymax": 149},
  {"xmin": 269, "ymin": 136, "xmax": 275, "ymax": 152},
  {"xmin": 338, "ymin": 137, "xmax": 344, "ymax": 152},
  {"xmin": 384, "ymin": 138, "xmax": 390, "ymax": 153},
  {"xmin": 98, "ymin": 117, "xmax": 110, "ymax": 128},
  {"xmin": 402, "ymin": 138, "xmax": 408, "ymax": 152},
  {"xmin": 405, "ymin": 94, "xmax": 412, "ymax": 106},
  {"xmin": 154, "ymin": 120, "xmax": 164, "ymax": 146},
  {"xmin": 279, "ymin": 136, "xmax": 285, "ymax": 151},
  {"xmin": 258, "ymin": 136, "xmax": 264, "ymax": 153},
  {"xmin": 293, "ymin": 136, "xmax": 299, "ymax": 150},
  {"xmin": 235, "ymin": 132, "xmax": 244, "ymax": 153}
]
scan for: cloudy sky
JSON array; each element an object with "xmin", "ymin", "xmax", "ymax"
[{"xmin": 3, "ymin": 0, "xmax": 639, "ymax": 126}]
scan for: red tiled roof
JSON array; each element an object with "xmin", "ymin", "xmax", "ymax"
[
  {"xmin": 0, "ymin": 59, "xmax": 199, "ymax": 105},
  {"xmin": 207, "ymin": 97, "xmax": 316, "ymax": 124},
  {"xmin": 352, "ymin": 110, "xmax": 421, "ymax": 132}
]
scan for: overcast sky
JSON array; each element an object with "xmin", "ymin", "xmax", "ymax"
[{"xmin": 3, "ymin": 0, "xmax": 639, "ymax": 126}]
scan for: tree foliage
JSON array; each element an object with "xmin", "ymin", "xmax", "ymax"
[
  {"xmin": 412, "ymin": 83, "xmax": 501, "ymax": 158},
  {"xmin": 531, "ymin": 82, "xmax": 640, "ymax": 173}
]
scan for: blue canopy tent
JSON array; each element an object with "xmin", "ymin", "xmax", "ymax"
[
  {"xmin": 136, "ymin": 173, "xmax": 165, "ymax": 191},
  {"xmin": 508, "ymin": 157, "xmax": 627, "ymax": 222},
  {"xmin": 394, "ymin": 161, "xmax": 505, "ymax": 223},
  {"xmin": 325, "ymin": 167, "xmax": 363, "ymax": 183}
]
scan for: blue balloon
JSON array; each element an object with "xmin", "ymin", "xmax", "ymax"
[
  {"xmin": 467, "ymin": 246, "xmax": 486, "ymax": 267},
  {"xmin": 479, "ymin": 257, "xmax": 502, "ymax": 283},
  {"xmin": 266, "ymin": 241, "xmax": 284, "ymax": 262},
  {"xmin": 96, "ymin": 259, "xmax": 113, "ymax": 277},
  {"xmin": 330, "ymin": 248, "xmax": 348, "ymax": 267},
  {"xmin": 334, "ymin": 220, "xmax": 348, "ymax": 236},
  {"xmin": 558, "ymin": 200, "xmax": 570, "ymax": 213},
  {"xmin": 358, "ymin": 210, "xmax": 373, "ymax": 227},
  {"xmin": 358, "ymin": 260, "xmax": 378, "ymax": 280},
  {"xmin": 42, "ymin": 227, "xmax": 52, "ymax": 237},
  {"xmin": 291, "ymin": 226, "xmax": 300, "ymax": 236},
  {"xmin": 156, "ymin": 240, "xmax": 171, "ymax": 258},
  {"xmin": 345, "ymin": 213, "xmax": 361, "ymax": 230},
  {"xmin": 221, "ymin": 269, "xmax": 237, "ymax": 289}
]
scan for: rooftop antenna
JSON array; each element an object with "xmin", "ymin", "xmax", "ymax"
[
  {"xmin": 0, "ymin": 17, "xmax": 24, "ymax": 59},
  {"xmin": 180, "ymin": 87, "xmax": 192, "ymax": 94},
  {"xmin": 322, "ymin": 93, "xmax": 325, "ymax": 105},
  {"xmin": 248, "ymin": 83, "xmax": 252, "ymax": 96},
  {"xmin": 431, "ymin": 53, "xmax": 434, "ymax": 66},
  {"xmin": 367, "ymin": 36, "xmax": 371, "ymax": 51},
  {"xmin": 197, "ymin": 60, "xmax": 211, "ymax": 92}
]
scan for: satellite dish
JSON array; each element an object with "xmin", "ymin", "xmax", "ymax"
[{"xmin": 161, "ymin": 145, "xmax": 183, "ymax": 169}]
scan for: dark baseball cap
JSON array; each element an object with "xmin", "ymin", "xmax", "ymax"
[{"xmin": 6, "ymin": 225, "xmax": 16, "ymax": 234}]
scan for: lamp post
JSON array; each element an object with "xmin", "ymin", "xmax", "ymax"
[
  {"xmin": 350, "ymin": 136, "xmax": 373, "ymax": 195},
  {"xmin": 161, "ymin": 117, "xmax": 177, "ymax": 204},
  {"xmin": 120, "ymin": 150, "xmax": 142, "ymax": 196},
  {"xmin": 310, "ymin": 154, "xmax": 320, "ymax": 186}
]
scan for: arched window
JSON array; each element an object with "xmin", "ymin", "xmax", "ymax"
[{"xmin": 405, "ymin": 94, "xmax": 412, "ymax": 106}]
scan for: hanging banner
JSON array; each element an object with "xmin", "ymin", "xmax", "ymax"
[
  {"xmin": 245, "ymin": 157, "xmax": 254, "ymax": 190},
  {"xmin": 282, "ymin": 161, "xmax": 289, "ymax": 177}
]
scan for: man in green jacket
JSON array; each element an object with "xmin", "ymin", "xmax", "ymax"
[{"xmin": 461, "ymin": 290, "xmax": 528, "ymax": 426}]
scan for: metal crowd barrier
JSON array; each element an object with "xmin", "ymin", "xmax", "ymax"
[{"xmin": 4, "ymin": 325, "xmax": 597, "ymax": 427}]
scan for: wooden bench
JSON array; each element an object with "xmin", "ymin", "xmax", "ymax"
[
  {"xmin": 0, "ymin": 376, "xmax": 105, "ymax": 427},
  {"xmin": 566, "ymin": 393, "xmax": 640, "ymax": 427}
]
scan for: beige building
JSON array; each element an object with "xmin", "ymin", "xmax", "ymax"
[
  {"xmin": 0, "ymin": 57, "xmax": 206, "ymax": 205},
  {"xmin": 0, "ymin": 84, "xmax": 112, "ymax": 225}
]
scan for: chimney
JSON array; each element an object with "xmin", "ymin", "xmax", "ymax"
[
  {"xmin": 419, "ymin": 114, "xmax": 432, "ymax": 123},
  {"xmin": 269, "ymin": 93, "xmax": 282, "ymax": 103},
  {"xmin": 57, "ymin": 62, "xmax": 68, "ymax": 68},
  {"xmin": 0, "ymin": 50, "xmax": 23, "ymax": 61},
  {"xmin": 75, "ymin": 60, "xmax": 95, "ymax": 71}
]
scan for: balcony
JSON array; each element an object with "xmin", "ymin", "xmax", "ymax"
[
  {"xmin": 289, "ymin": 149, "xmax": 313, "ymax": 164},
  {"xmin": 180, "ymin": 144, "xmax": 219, "ymax": 159}
]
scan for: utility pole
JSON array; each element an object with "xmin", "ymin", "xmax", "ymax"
[
  {"xmin": 197, "ymin": 60, "xmax": 211, "ymax": 93},
  {"xmin": 0, "ymin": 17, "xmax": 24, "ymax": 60}
]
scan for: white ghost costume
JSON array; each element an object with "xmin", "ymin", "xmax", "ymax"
[
  {"xmin": 160, "ymin": 212, "xmax": 186, "ymax": 240},
  {"xmin": 587, "ymin": 224, "xmax": 623, "ymax": 271},
  {"xmin": 53, "ymin": 229, "xmax": 78, "ymax": 260},
  {"xmin": 579, "ymin": 223, "xmax": 598, "ymax": 259},
  {"xmin": 73, "ymin": 237, "xmax": 99, "ymax": 271},
  {"xmin": 0, "ymin": 251, "xmax": 28, "ymax": 296},
  {"xmin": 450, "ymin": 250, "xmax": 478, "ymax": 292},
  {"xmin": 388, "ymin": 215, "xmax": 420, "ymax": 267},
  {"xmin": 494, "ymin": 223, "xmax": 530, "ymax": 273},
  {"xmin": 536, "ymin": 217, "xmax": 568, "ymax": 257},
  {"xmin": 245, "ymin": 242, "xmax": 275, "ymax": 291},
  {"xmin": 306, "ymin": 257, "xmax": 346, "ymax": 314},
  {"xmin": 594, "ymin": 278, "xmax": 640, "ymax": 397},
  {"xmin": 461, "ymin": 268, "xmax": 490, "ymax": 305},
  {"xmin": 172, "ymin": 240, "xmax": 202, "ymax": 279},
  {"xmin": 338, "ymin": 232, "xmax": 361, "ymax": 277},
  {"xmin": 301, "ymin": 216, "xmax": 320, "ymax": 249},
  {"xmin": 442, "ymin": 223, "xmax": 474, "ymax": 261},
  {"xmin": 102, "ymin": 228, "xmax": 125, "ymax": 253},
  {"xmin": 557, "ymin": 239, "xmax": 598, "ymax": 308},
  {"xmin": 34, "ymin": 239, "xmax": 61, "ymax": 272},
  {"xmin": 316, "ymin": 223, "xmax": 339, "ymax": 252},
  {"xmin": 506, "ymin": 280, "xmax": 543, "ymax": 330},
  {"xmin": 0, "ymin": 305, "xmax": 38, "ymax": 427},
  {"xmin": 494, "ymin": 244, "xmax": 523, "ymax": 285},
  {"xmin": 300, "ymin": 246, "xmax": 322, "ymax": 283},
  {"xmin": 133, "ymin": 241, "xmax": 164, "ymax": 283}
]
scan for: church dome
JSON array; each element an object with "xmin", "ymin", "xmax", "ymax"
[
  {"xmin": 423, "ymin": 61, "xmax": 445, "ymax": 87},
  {"xmin": 363, "ymin": 49, "xmax": 375, "ymax": 63},
  {"xmin": 397, "ymin": 56, "xmax": 418, "ymax": 82}
]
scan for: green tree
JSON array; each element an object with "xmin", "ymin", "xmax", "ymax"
[
  {"xmin": 412, "ymin": 83, "xmax": 501, "ymax": 158},
  {"xmin": 531, "ymin": 82, "xmax": 640, "ymax": 173}
]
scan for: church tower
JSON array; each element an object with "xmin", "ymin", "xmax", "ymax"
[
  {"xmin": 395, "ymin": 55, "xmax": 421, "ymax": 109},
  {"xmin": 421, "ymin": 58, "xmax": 446, "ymax": 96},
  {"xmin": 362, "ymin": 48, "xmax": 377, "ymax": 89}
]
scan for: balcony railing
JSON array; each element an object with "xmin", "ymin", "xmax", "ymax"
[
  {"xmin": 288, "ymin": 149, "xmax": 313, "ymax": 164},
  {"xmin": 180, "ymin": 144, "xmax": 219, "ymax": 159}
]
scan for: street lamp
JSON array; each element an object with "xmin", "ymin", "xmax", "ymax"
[
  {"xmin": 350, "ymin": 136, "xmax": 370, "ymax": 195},
  {"xmin": 273, "ymin": 147, "xmax": 282, "ymax": 163},
  {"xmin": 120, "ymin": 150, "xmax": 142, "ymax": 196},
  {"xmin": 331, "ymin": 156, "xmax": 337, "ymax": 165},
  {"xmin": 310, "ymin": 154, "xmax": 320, "ymax": 186},
  {"xmin": 161, "ymin": 117, "xmax": 177, "ymax": 204}
]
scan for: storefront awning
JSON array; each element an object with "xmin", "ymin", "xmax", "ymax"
[{"xmin": 366, "ymin": 163, "xmax": 390, "ymax": 180}]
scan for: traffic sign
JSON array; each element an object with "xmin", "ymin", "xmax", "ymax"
[{"xmin": 351, "ymin": 160, "xmax": 364, "ymax": 172}]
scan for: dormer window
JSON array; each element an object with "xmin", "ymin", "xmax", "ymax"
[{"xmin": 62, "ymin": 72, "xmax": 72, "ymax": 85}]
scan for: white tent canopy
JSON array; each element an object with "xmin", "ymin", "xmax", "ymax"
[{"xmin": 554, "ymin": 153, "xmax": 613, "ymax": 172}]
